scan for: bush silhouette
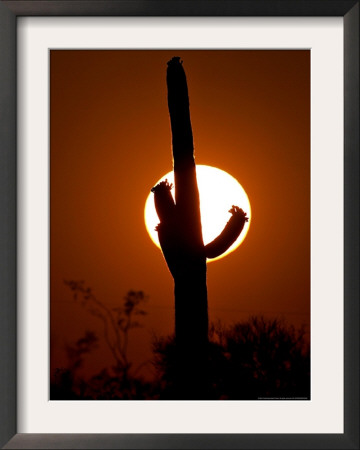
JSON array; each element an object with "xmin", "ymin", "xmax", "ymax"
[
  {"xmin": 51, "ymin": 283, "xmax": 152, "ymax": 400},
  {"xmin": 52, "ymin": 310, "xmax": 309, "ymax": 400},
  {"xmin": 64, "ymin": 281, "xmax": 149, "ymax": 379},
  {"xmin": 152, "ymin": 316, "xmax": 310, "ymax": 400}
]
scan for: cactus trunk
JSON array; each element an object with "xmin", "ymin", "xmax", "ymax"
[
  {"xmin": 168, "ymin": 57, "xmax": 208, "ymax": 398},
  {"xmin": 152, "ymin": 57, "xmax": 248, "ymax": 398}
]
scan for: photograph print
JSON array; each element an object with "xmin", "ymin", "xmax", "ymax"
[{"xmin": 50, "ymin": 50, "xmax": 310, "ymax": 400}]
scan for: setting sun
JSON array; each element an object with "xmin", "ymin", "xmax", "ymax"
[{"xmin": 144, "ymin": 165, "xmax": 251, "ymax": 261}]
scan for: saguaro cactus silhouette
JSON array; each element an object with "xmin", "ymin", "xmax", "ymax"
[{"xmin": 151, "ymin": 57, "xmax": 248, "ymax": 398}]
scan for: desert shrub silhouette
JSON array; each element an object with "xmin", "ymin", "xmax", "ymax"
[
  {"xmin": 51, "ymin": 301, "xmax": 309, "ymax": 400},
  {"xmin": 51, "ymin": 331, "xmax": 98, "ymax": 400},
  {"xmin": 51, "ymin": 282, "xmax": 153, "ymax": 400},
  {"xmin": 152, "ymin": 316, "xmax": 310, "ymax": 400},
  {"xmin": 64, "ymin": 281, "xmax": 149, "ymax": 379}
]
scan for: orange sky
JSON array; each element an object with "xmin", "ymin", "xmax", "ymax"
[{"xmin": 50, "ymin": 50, "xmax": 310, "ymax": 380}]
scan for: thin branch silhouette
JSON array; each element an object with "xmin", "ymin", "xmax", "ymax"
[{"xmin": 64, "ymin": 280, "xmax": 149, "ymax": 378}]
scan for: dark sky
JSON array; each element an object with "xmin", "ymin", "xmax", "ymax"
[{"xmin": 50, "ymin": 50, "xmax": 310, "ymax": 380}]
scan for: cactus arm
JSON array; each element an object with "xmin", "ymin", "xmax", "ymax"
[
  {"xmin": 151, "ymin": 179, "xmax": 175, "ymax": 224},
  {"xmin": 205, "ymin": 206, "xmax": 249, "ymax": 259},
  {"xmin": 151, "ymin": 180, "xmax": 178, "ymax": 276}
]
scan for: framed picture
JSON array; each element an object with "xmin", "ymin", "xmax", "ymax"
[{"xmin": 0, "ymin": 1, "xmax": 358, "ymax": 449}]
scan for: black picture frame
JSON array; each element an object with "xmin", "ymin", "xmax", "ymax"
[{"xmin": 0, "ymin": 1, "xmax": 358, "ymax": 449}]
